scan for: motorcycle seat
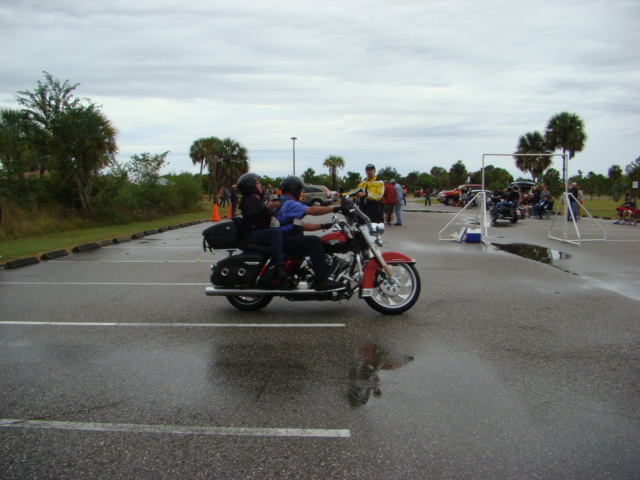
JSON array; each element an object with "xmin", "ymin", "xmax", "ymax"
[{"xmin": 241, "ymin": 243, "xmax": 297, "ymax": 260}]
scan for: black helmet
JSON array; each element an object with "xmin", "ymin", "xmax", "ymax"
[
  {"xmin": 237, "ymin": 173, "xmax": 261, "ymax": 196},
  {"xmin": 280, "ymin": 175, "xmax": 304, "ymax": 200}
]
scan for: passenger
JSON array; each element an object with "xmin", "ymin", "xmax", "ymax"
[{"xmin": 237, "ymin": 173, "xmax": 287, "ymax": 282}]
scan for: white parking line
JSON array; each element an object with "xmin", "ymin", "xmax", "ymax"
[
  {"xmin": 0, "ymin": 321, "xmax": 345, "ymax": 328},
  {"xmin": 0, "ymin": 419, "xmax": 351, "ymax": 438}
]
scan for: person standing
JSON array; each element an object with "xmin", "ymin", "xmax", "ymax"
[
  {"xmin": 229, "ymin": 184, "xmax": 238, "ymax": 217},
  {"xmin": 424, "ymin": 187, "xmax": 431, "ymax": 206},
  {"xmin": 391, "ymin": 179, "xmax": 403, "ymax": 226},
  {"xmin": 568, "ymin": 182, "xmax": 579, "ymax": 220},
  {"xmin": 352, "ymin": 164, "xmax": 384, "ymax": 223},
  {"xmin": 382, "ymin": 180, "xmax": 398, "ymax": 226}
]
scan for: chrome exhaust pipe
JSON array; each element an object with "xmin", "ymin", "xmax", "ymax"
[{"xmin": 206, "ymin": 285, "xmax": 328, "ymax": 296}]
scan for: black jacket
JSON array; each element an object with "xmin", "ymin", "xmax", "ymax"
[{"xmin": 239, "ymin": 195, "xmax": 272, "ymax": 236}]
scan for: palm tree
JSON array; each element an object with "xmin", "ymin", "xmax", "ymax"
[
  {"xmin": 544, "ymin": 112, "xmax": 587, "ymax": 186},
  {"xmin": 216, "ymin": 137, "xmax": 249, "ymax": 189},
  {"xmin": 514, "ymin": 131, "xmax": 552, "ymax": 182},
  {"xmin": 189, "ymin": 138, "xmax": 208, "ymax": 190},
  {"xmin": 49, "ymin": 104, "xmax": 118, "ymax": 215},
  {"xmin": 322, "ymin": 155, "xmax": 345, "ymax": 190}
]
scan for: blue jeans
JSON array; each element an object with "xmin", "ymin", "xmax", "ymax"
[
  {"xmin": 245, "ymin": 228, "xmax": 285, "ymax": 266},
  {"xmin": 282, "ymin": 234, "xmax": 329, "ymax": 281},
  {"xmin": 493, "ymin": 201, "xmax": 511, "ymax": 215},
  {"xmin": 394, "ymin": 203, "xmax": 402, "ymax": 225}
]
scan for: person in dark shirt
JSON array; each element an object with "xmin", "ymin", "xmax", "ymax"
[{"xmin": 237, "ymin": 173, "xmax": 287, "ymax": 282}]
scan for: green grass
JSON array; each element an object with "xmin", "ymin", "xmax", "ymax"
[
  {"xmin": 0, "ymin": 196, "xmax": 623, "ymax": 266},
  {"xmin": 0, "ymin": 204, "xmax": 228, "ymax": 265},
  {"xmin": 411, "ymin": 196, "xmax": 620, "ymax": 218}
]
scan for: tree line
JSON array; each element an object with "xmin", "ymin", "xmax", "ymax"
[{"xmin": 2, "ymin": 73, "xmax": 639, "ymax": 239}]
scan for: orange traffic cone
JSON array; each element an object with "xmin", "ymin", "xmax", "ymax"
[
  {"xmin": 227, "ymin": 208, "xmax": 233, "ymax": 219},
  {"xmin": 211, "ymin": 204, "xmax": 221, "ymax": 222}
]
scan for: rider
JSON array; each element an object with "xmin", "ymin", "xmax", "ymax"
[
  {"xmin": 276, "ymin": 176, "xmax": 346, "ymax": 291},
  {"xmin": 237, "ymin": 172, "xmax": 287, "ymax": 282},
  {"xmin": 493, "ymin": 186, "xmax": 519, "ymax": 216}
]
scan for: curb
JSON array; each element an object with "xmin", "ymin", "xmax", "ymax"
[
  {"xmin": 72, "ymin": 242, "xmax": 101, "ymax": 253},
  {"xmin": 4, "ymin": 256, "xmax": 40, "ymax": 269},
  {"xmin": 41, "ymin": 249, "xmax": 69, "ymax": 261}
]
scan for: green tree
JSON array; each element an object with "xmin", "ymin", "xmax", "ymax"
[
  {"xmin": 405, "ymin": 171, "xmax": 420, "ymax": 188},
  {"xmin": 189, "ymin": 138, "xmax": 209, "ymax": 191},
  {"xmin": 301, "ymin": 168, "xmax": 317, "ymax": 184},
  {"xmin": 216, "ymin": 137, "xmax": 249, "ymax": 191},
  {"xmin": 430, "ymin": 166, "xmax": 448, "ymax": 190},
  {"xmin": 448, "ymin": 160, "xmax": 468, "ymax": 187},
  {"xmin": 15, "ymin": 71, "xmax": 84, "ymax": 176},
  {"xmin": 0, "ymin": 108, "xmax": 38, "ymax": 192},
  {"xmin": 322, "ymin": 155, "xmax": 345, "ymax": 190},
  {"xmin": 540, "ymin": 168, "xmax": 563, "ymax": 196},
  {"xmin": 624, "ymin": 156, "xmax": 640, "ymax": 186},
  {"xmin": 608, "ymin": 164, "xmax": 624, "ymax": 201},
  {"xmin": 479, "ymin": 165, "xmax": 513, "ymax": 190},
  {"xmin": 126, "ymin": 151, "xmax": 170, "ymax": 184},
  {"xmin": 514, "ymin": 131, "xmax": 552, "ymax": 182},
  {"xmin": 48, "ymin": 104, "xmax": 118, "ymax": 215},
  {"xmin": 544, "ymin": 112, "xmax": 587, "ymax": 185},
  {"xmin": 377, "ymin": 166, "xmax": 400, "ymax": 182},
  {"xmin": 341, "ymin": 171, "xmax": 361, "ymax": 190}
]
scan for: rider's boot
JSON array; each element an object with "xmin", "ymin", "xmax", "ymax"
[{"xmin": 275, "ymin": 265, "xmax": 288, "ymax": 282}]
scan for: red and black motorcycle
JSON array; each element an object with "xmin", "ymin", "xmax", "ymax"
[{"xmin": 202, "ymin": 197, "xmax": 421, "ymax": 315}]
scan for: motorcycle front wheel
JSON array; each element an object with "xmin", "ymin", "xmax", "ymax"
[
  {"xmin": 226, "ymin": 294, "xmax": 273, "ymax": 311},
  {"xmin": 365, "ymin": 263, "xmax": 421, "ymax": 315}
]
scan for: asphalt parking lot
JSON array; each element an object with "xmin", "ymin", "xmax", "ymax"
[{"xmin": 1, "ymin": 205, "xmax": 639, "ymax": 479}]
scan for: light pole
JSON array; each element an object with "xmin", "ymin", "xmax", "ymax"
[{"xmin": 290, "ymin": 137, "xmax": 297, "ymax": 175}]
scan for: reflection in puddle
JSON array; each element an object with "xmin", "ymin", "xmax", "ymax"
[
  {"xmin": 492, "ymin": 243, "xmax": 570, "ymax": 264},
  {"xmin": 348, "ymin": 343, "xmax": 414, "ymax": 408}
]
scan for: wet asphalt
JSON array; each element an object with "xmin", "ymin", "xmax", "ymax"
[{"xmin": 1, "ymin": 202, "xmax": 639, "ymax": 479}]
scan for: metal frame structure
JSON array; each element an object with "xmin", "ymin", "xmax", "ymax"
[{"xmin": 438, "ymin": 153, "xmax": 606, "ymax": 246}]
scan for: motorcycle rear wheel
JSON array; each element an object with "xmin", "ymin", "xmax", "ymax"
[
  {"xmin": 365, "ymin": 263, "xmax": 421, "ymax": 315},
  {"xmin": 226, "ymin": 294, "xmax": 273, "ymax": 311}
]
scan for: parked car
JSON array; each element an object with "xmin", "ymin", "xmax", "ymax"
[
  {"xmin": 511, "ymin": 180, "xmax": 536, "ymax": 192},
  {"xmin": 437, "ymin": 184, "xmax": 483, "ymax": 206},
  {"xmin": 301, "ymin": 184, "xmax": 334, "ymax": 206}
]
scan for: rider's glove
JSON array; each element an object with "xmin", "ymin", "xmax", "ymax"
[
  {"xmin": 333, "ymin": 206, "xmax": 350, "ymax": 215},
  {"xmin": 320, "ymin": 223, "xmax": 333, "ymax": 230}
]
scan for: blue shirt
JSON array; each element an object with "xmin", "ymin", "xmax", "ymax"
[
  {"xmin": 276, "ymin": 196, "xmax": 309, "ymax": 233},
  {"xmin": 394, "ymin": 183, "xmax": 403, "ymax": 200}
]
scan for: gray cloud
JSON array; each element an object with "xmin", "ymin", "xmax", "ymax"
[{"xmin": 1, "ymin": 0, "xmax": 638, "ymax": 178}]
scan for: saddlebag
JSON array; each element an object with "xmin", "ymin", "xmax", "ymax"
[
  {"xmin": 210, "ymin": 254, "xmax": 264, "ymax": 287},
  {"xmin": 202, "ymin": 218, "xmax": 243, "ymax": 251}
]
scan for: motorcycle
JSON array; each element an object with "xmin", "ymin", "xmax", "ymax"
[
  {"xmin": 202, "ymin": 196, "xmax": 421, "ymax": 315},
  {"xmin": 489, "ymin": 201, "xmax": 525, "ymax": 224}
]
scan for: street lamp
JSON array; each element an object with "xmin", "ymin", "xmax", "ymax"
[{"xmin": 290, "ymin": 137, "xmax": 297, "ymax": 175}]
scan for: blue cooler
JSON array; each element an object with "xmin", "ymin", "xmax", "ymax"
[{"xmin": 465, "ymin": 229, "xmax": 481, "ymax": 243}]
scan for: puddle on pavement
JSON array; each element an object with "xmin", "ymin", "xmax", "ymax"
[{"xmin": 491, "ymin": 243, "xmax": 570, "ymax": 265}]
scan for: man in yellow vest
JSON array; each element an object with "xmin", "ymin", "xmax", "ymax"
[{"xmin": 352, "ymin": 164, "xmax": 384, "ymax": 223}]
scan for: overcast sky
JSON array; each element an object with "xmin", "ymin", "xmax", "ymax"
[{"xmin": 1, "ymin": 0, "xmax": 638, "ymax": 181}]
